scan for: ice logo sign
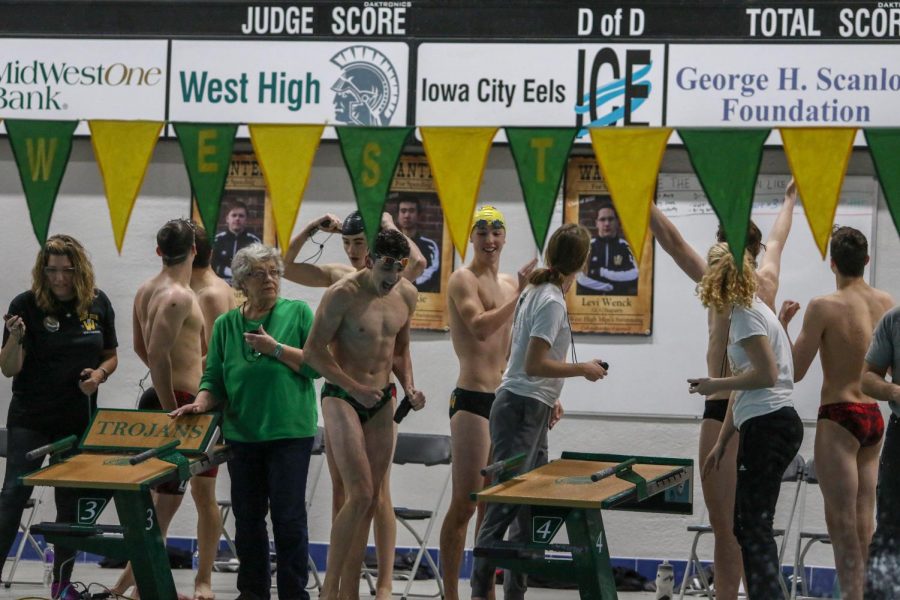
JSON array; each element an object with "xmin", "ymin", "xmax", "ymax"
[
  {"xmin": 330, "ymin": 45, "xmax": 400, "ymax": 126},
  {"xmin": 574, "ymin": 48, "xmax": 653, "ymax": 136}
]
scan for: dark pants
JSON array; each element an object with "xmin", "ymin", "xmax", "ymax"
[
  {"xmin": 471, "ymin": 390, "xmax": 551, "ymax": 600},
  {"xmin": 227, "ymin": 437, "xmax": 314, "ymax": 600},
  {"xmin": 0, "ymin": 427, "xmax": 84, "ymax": 584},
  {"xmin": 733, "ymin": 407, "xmax": 803, "ymax": 599},
  {"xmin": 866, "ymin": 414, "xmax": 900, "ymax": 598}
]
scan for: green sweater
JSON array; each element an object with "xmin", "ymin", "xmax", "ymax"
[{"xmin": 200, "ymin": 298, "xmax": 319, "ymax": 442}]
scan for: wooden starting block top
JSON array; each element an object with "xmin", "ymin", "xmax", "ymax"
[
  {"xmin": 82, "ymin": 408, "xmax": 219, "ymax": 454},
  {"xmin": 25, "ymin": 453, "xmax": 175, "ymax": 490},
  {"xmin": 476, "ymin": 458, "xmax": 686, "ymax": 510},
  {"xmin": 23, "ymin": 446, "xmax": 228, "ymax": 491}
]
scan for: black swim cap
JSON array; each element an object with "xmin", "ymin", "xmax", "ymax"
[{"xmin": 342, "ymin": 211, "xmax": 365, "ymax": 236}]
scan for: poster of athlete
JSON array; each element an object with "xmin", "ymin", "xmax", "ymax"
[
  {"xmin": 564, "ymin": 156, "xmax": 654, "ymax": 335},
  {"xmin": 386, "ymin": 154, "xmax": 454, "ymax": 331},
  {"xmin": 192, "ymin": 153, "xmax": 276, "ymax": 284}
]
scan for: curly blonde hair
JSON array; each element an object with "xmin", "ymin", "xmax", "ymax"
[
  {"xmin": 697, "ymin": 242, "xmax": 757, "ymax": 310},
  {"xmin": 31, "ymin": 235, "xmax": 96, "ymax": 317}
]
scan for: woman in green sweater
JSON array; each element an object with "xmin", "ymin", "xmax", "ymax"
[{"xmin": 171, "ymin": 243, "xmax": 319, "ymax": 600}]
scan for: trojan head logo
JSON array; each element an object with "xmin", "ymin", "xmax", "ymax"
[{"xmin": 330, "ymin": 45, "xmax": 400, "ymax": 126}]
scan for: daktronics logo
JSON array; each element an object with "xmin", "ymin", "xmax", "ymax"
[
  {"xmin": 0, "ymin": 60, "xmax": 163, "ymax": 111},
  {"xmin": 574, "ymin": 47, "xmax": 657, "ymax": 135}
]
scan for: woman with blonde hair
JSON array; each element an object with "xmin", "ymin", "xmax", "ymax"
[
  {"xmin": 470, "ymin": 223, "xmax": 609, "ymax": 600},
  {"xmin": 690, "ymin": 242, "xmax": 802, "ymax": 599},
  {"xmin": 0, "ymin": 235, "xmax": 118, "ymax": 599},
  {"xmin": 649, "ymin": 180, "xmax": 796, "ymax": 599}
]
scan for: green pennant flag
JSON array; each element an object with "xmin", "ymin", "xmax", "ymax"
[
  {"xmin": 5, "ymin": 119, "xmax": 78, "ymax": 245},
  {"xmin": 506, "ymin": 127, "xmax": 577, "ymax": 251},
  {"xmin": 864, "ymin": 129, "xmax": 900, "ymax": 240},
  {"xmin": 173, "ymin": 123, "xmax": 238, "ymax": 232},
  {"xmin": 678, "ymin": 128, "xmax": 770, "ymax": 270},
  {"xmin": 336, "ymin": 126, "xmax": 414, "ymax": 248}
]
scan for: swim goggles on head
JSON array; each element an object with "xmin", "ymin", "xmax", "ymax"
[{"xmin": 473, "ymin": 219, "xmax": 505, "ymax": 230}]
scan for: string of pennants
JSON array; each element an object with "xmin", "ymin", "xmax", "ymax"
[{"xmin": 4, "ymin": 119, "xmax": 900, "ymax": 263}]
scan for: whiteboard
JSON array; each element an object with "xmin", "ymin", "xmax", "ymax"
[{"xmin": 563, "ymin": 174, "xmax": 879, "ymax": 419}]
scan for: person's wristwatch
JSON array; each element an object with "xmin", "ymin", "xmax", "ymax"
[{"xmin": 272, "ymin": 343, "xmax": 284, "ymax": 360}]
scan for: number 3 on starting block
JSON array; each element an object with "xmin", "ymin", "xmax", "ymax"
[
  {"xmin": 77, "ymin": 498, "xmax": 108, "ymax": 525},
  {"xmin": 531, "ymin": 516, "xmax": 563, "ymax": 544}
]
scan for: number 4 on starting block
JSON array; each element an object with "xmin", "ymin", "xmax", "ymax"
[{"xmin": 532, "ymin": 516, "xmax": 563, "ymax": 544}]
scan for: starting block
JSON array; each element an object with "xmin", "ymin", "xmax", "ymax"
[
  {"xmin": 22, "ymin": 408, "xmax": 229, "ymax": 599},
  {"xmin": 474, "ymin": 451, "xmax": 693, "ymax": 600}
]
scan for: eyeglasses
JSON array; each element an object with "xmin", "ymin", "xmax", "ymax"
[
  {"xmin": 44, "ymin": 267, "xmax": 76, "ymax": 278},
  {"xmin": 473, "ymin": 219, "xmax": 504, "ymax": 230},
  {"xmin": 374, "ymin": 254, "xmax": 409, "ymax": 272},
  {"xmin": 248, "ymin": 268, "xmax": 282, "ymax": 281}
]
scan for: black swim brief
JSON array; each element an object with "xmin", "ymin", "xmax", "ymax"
[
  {"xmin": 448, "ymin": 388, "xmax": 495, "ymax": 421},
  {"xmin": 703, "ymin": 399, "xmax": 728, "ymax": 423},
  {"xmin": 321, "ymin": 382, "xmax": 396, "ymax": 425}
]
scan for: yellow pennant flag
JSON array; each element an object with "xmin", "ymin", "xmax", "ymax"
[
  {"xmin": 780, "ymin": 127, "xmax": 856, "ymax": 258},
  {"xmin": 589, "ymin": 128, "xmax": 672, "ymax": 263},
  {"xmin": 249, "ymin": 124, "xmax": 324, "ymax": 255},
  {"xmin": 89, "ymin": 120, "xmax": 163, "ymax": 253},
  {"xmin": 420, "ymin": 127, "xmax": 497, "ymax": 259}
]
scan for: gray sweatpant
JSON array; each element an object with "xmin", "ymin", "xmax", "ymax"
[{"xmin": 470, "ymin": 389, "xmax": 551, "ymax": 600}]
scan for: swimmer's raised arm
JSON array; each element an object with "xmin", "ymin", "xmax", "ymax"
[
  {"xmin": 283, "ymin": 214, "xmax": 350, "ymax": 287},
  {"xmin": 757, "ymin": 179, "xmax": 797, "ymax": 308},
  {"xmin": 650, "ymin": 203, "xmax": 706, "ymax": 283}
]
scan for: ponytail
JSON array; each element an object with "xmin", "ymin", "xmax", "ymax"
[
  {"xmin": 529, "ymin": 265, "xmax": 563, "ymax": 287},
  {"xmin": 697, "ymin": 242, "xmax": 757, "ymax": 310}
]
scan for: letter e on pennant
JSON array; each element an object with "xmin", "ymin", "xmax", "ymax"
[{"xmin": 197, "ymin": 129, "xmax": 218, "ymax": 173}]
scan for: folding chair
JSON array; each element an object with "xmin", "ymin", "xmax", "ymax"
[
  {"xmin": 790, "ymin": 458, "xmax": 832, "ymax": 599},
  {"xmin": 214, "ymin": 500, "xmax": 238, "ymax": 571},
  {"xmin": 304, "ymin": 426, "xmax": 326, "ymax": 592},
  {"xmin": 678, "ymin": 506, "xmax": 715, "ymax": 599},
  {"xmin": 0, "ymin": 428, "xmax": 46, "ymax": 587},
  {"xmin": 387, "ymin": 433, "xmax": 452, "ymax": 600},
  {"xmin": 679, "ymin": 453, "xmax": 806, "ymax": 600}
]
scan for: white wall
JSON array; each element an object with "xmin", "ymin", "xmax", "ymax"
[{"xmin": 0, "ymin": 139, "xmax": 897, "ymax": 569}]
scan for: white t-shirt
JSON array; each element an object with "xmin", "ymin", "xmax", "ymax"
[
  {"xmin": 727, "ymin": 297, "xmax": 794, "ymax": 428},
  {"xmin": 498, "ymin": 283, "xmax": 571, "ymax": 408}
]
